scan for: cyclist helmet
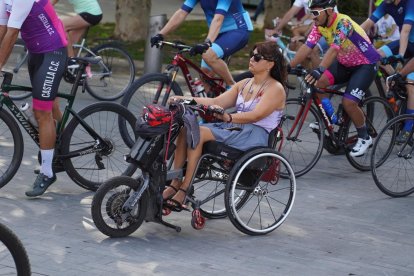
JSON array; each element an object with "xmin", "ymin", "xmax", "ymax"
[{"xmin": 308, "ymin": 0, "xmax": 336, "ymax": 9}]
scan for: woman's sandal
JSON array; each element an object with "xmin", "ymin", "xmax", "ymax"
[
  {"xmin": 164, "ymin": 188, "xmax": 189, "ymax": 212},
  {"xmin": 162, "ymin": 185, "xmax": 179, "ymax": 201}
]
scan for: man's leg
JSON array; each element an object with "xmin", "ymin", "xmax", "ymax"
[{"xmin": 202, "ymin": 49, "xmax": 235, "ymax": 87}]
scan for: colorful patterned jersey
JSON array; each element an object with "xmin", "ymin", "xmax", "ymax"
[
  {"xmin": 305, "ymin": 13, "xmax": 380, "ymax": 67},
  {"xmin": 181, "ymin": 0, "xmax": 253, "ymax": 33},
  {"xmin": 0, "ymin": 0, "xmax": 67, "ymax": 53}
]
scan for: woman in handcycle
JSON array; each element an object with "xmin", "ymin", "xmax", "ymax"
[{"xmin": 163, "ymin": 41, "xmax": 287, "ymax": 211}]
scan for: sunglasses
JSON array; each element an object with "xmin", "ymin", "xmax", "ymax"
[
  {"xmin": 310, "ymin": 8, "xmax": 332, "ymax": 17},
  {"xmin": 250, "ymin": 53, "xmax": 272, "ymax": 62}
]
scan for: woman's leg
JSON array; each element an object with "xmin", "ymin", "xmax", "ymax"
[{"xmin": 61, "ymin": 15, "xmax": 90, "ymax": 57}]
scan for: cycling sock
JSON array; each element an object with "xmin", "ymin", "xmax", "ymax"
[
  {"xmin": 40, "ymin": 149, "xmax": 54, "ymax": 178},
  {"xmin": 356, "ymin": 125, "xmax": 369, "ymax": 139},
  {"xmin": 403, "ymin": 108, "xmax": 414, "ymax": 132}
]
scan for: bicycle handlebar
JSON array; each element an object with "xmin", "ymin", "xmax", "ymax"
[
  {"xmin": 155, "ymin": 40, "xmax": 192, "ymax": 52},
  {"xmin": 171, "ymin": 99, "xmax": 225, "ymax": 116}
]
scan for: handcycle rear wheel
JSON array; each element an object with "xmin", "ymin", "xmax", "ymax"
[
  {"xmin": 0, "ymin": 222, "xmax": 31, "ymax": 276},
  {"xmin": 345, "ymin": 96, "xmax": 395, "ymax": 171},
  {"xmin": 85, "ymin": 43, "xmax": 136, "ymax": 101},
  {"xmin": 61, "ymin": 102, "xmax": 137, "ymax": 191},
  {"xmin": 371, "ymin": 114, "xmax": 414, "ymax": 197},
  {"xmin": 0, "ymin": 109, "xmax": 24, "ymax": 189},
  {"xmin": 91, "ymin": 176, "xmax": 148, "ymax": 237},
  {"xmin": 224, "ymin": 148, "xmax": 296, "ymax": 235},
  {"xmin": 281, "ymin": 98, "xmax": 325, "ymax": 177}
]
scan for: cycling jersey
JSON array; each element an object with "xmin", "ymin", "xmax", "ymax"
[
  {"xmin": 0, "ymin": 0, "xmax": 67, "ymax": 53},
  {"xmin": 370, "ymin": 0, "xmax": 414, "ymax": 42},
  {"xmin": 181, "ymin": 0, "xmax": 253, "ymax": 33},
  {"xmin": 305, "ymin": 13, "xmax": 380, "ymax": 67},
  {"xmin": 69, "ymin": 0, "xmax": 102, "ymax": 16}
]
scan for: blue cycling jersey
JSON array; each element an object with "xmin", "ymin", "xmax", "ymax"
[
  {"xmin": 181, "ymin": 0, "xmax": 253, "ymax": 33},
  {"xmin": 370, "ymin": 0, "xmax": 414, "ymax": 42}
]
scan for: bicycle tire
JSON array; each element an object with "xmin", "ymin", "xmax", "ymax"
[
  {"xmin": 0, "ymin": 222, "xmax": 31, "ymax": 276},
  {"xmin": 61, "ymin": 102, "xmax": 137, "ymax": 191},
  {"xmin": 371, "ymin": 114, "xmax": 414, "ymax": 197},
  {"xmin": 91, "ymin": 176, "xmax": 148, "ymax": 237},
  {"xmin": 119, "ymin": 73, "xmax": 183, "ymax": 144},
  {"xmin": 345, "ymin": 96, "xmax": 395, "ymax": 171},
  {"xmin": 281, "ymin": 98, "xmax": 325, "ymax": 177},
  {"xmin": 0, "ymin": 109, "xmax": 24, "ymax": 189},
  {"xmin": 85, "ymin": 43, "xmax": 136, "ymax": 101}
]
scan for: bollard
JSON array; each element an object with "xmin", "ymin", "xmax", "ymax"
[{"xmin": 144, "ymin": 14, "xmax": 167, "ymax": 74}]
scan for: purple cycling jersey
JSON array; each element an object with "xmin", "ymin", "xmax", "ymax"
[{"xmin": 0, "ymin": 0, "xmax": 67, "ymax": 53}]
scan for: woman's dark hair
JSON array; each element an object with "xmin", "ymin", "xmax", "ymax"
[{"xmin": 253, "ymin": 41, "xmax": 287, "ymax": 86}]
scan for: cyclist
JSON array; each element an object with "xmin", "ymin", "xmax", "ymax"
[
  {"xmin": 150, "ymin": 0, "xmax": 253, "ymax": 89},
  {"xmin": 163, "ymin": 41, "xmax": 286, "ymax": 210},
  {"xmin": 51, "ymin": 0, "xmax": 102, "ymax": 59},
  {"xmin": 290, "ymin": 0, "xmax": 381, "ymax": 157},
  {"xmin": 0, "ymin": 0, "xmax": 68, "ymax": 196}
]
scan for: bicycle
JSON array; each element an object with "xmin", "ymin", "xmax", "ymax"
[
  {"xmin": 371, "ymin": 80, "xmax": 414, "ymax": 197},
  {"xmin": 7, "ymin": 36, "xmax": 135, "ymax": 101},
  {"xmin": 91, "ymin": 99, "xmax": 296, "ymax": 236},
  {"xmin": 0, "ymin": 56, "xmax": 138, "ymax": 191},
  {"xmin": 281, "ymin": 66, "xmax": 395, "ymax": 177},
  {"xmin": 0, "ymin": 222, "xmax": 31, "ymax": 276}
]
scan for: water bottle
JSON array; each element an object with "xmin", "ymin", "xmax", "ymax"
[
  {"xmin": 321, "ymin": 98, "xmax": 338, "ymax": 124},
  {"xmin": 20, "ymin": 103, "xmax": 38, "ymax": 128},
  {"xmin": 194, "ymin": 78, "xmax": 206, "ymax": 97}
]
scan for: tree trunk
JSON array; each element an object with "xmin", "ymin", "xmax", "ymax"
[
  {"xmin": 115, "ymin": 0, "xmax": 151, "ymax": 41},
  {"xmin": 263, "ymin": 0, "xmax": 292, "ymax": 29}
]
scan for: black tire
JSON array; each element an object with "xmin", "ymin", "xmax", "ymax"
[
  {"xmin": 224, "ymin": 148, "xmax": 296, "ymax": 235},
  {"xmin": 119, "ymin": 73, "xmax": 183, "ymax": 144},
  {"xmin": 61, "ymin": 102, "xmax": 137, "ymax": 191},
  {"xmin": 0, "ymin": 222, "xmax": 31, "ymax": 276},
  {"xmin": 281, "ymin": 98, "xmax": 324, "ymax": 177},
  {"xmin": 91, "ymin": 176, "xmax": 148, "ymax": 237},
  {"xmin": 345, "ymin": 96, "xmax": 395, "ymax": 171},
  {"xmin": 0, "ymin": 109, "xmax": 24, "ymax": 189},
  {"xmin": 85, "ymin": 43, "xmax": 136, "ymax": 101},
  {"xmin": 371, "ymin": 114, "xmax": 414, "ymax": 197}
]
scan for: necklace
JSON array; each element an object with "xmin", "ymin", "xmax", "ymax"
[{"xmin": 246, "ymin": 78, "xmax": 269, "ymax": 97}]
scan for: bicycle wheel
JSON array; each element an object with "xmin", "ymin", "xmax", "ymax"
[
  {"xmin": 371, "ymin": 114, "xmax": 414, "ymax": 197},
  {"xmin": 193, "ymin": 175, "xmax": 228, "ymax": 219},
  {"xmin": 119, "ymin": 73, "xmax": 183, "ymax": 144},
  {"xmin": 224, "ymin": 149, "xmax": 296, "ymax": 236},
  {"xmin": 84, "ymin": 43, "xmax": 135, "ymax": 101},
  {"xmin": 0, "ymin": 223, "xmax": 31, "ymax": 276},
  {"xmin": 281, "ymin": 98, "xmax": 324, "ymax": 177},
  {"xmin": 91, "ymin": 176, "xmax": 148, "ymax": 237},
  {"xmin": 61, "ymin": 102, "xmax": 137, "ymax": 191},
  {"xmin": 345, "ymin": 96, "xmax": 395, "ymax": 171},
  {"xmin": 0, "ymin": 109, "xmax": 24, "ymax": 189}
]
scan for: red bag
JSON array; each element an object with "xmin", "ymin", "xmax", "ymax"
[{"xmin": 142, "ymin": 104, "xmax": 172, "ymax": 126}]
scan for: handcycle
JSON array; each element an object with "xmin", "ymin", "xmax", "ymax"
[
  {"xmin": 0, "ymin": 222, "xmax": 31, "ymax": 276},
  {"xmin": 119, "ymin": 40, "xmax": 250, "ymax": 143},
  {"xmin": 7, "ymin": 34, "xmax": 135, "ymax": 101},
  {"xmin": 371, "ymin": 79, "xmax": 414, "ymax": 197},
  {"xmin": 281, "ymin": 66, "xmax": 395, "ymax": 177},
  {"xmin": 91, "ymin": 99, "xmax": 296, "ymax": 236},
  {"xmin": 0, "ymin": 56, "xmax": 138, "ymax": 191}
]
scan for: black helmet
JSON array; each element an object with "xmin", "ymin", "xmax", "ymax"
[{"xmin": 308, "ymin": 0, "xmax": 336, "ymax": 9}]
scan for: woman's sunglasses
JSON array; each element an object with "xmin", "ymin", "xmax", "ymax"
[
  {"xmin": 250, "ymin": 53, "xmax": 272, "ymax": 62},
  {"xmin": 310, "ymin": 8, "xmax": 331, "ymax": 17}
]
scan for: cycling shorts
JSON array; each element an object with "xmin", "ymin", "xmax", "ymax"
[
  {"xmin": 79, "ymin": 12, "xmax": 103, "ymax": 26},
  {"xmin": 28, "ymin": 47, "xmax": 67, "ymax": 111},
  {"xmin": 324, "ymin": 60, "xmax": 377, "ymax": 103},
  {"xmin": 201, "ymin": 29, "xmax": 250, "ymax": 69},
  {"xmin": 379, "ymin": 40, "xmax": 414, "ymax": 59}
]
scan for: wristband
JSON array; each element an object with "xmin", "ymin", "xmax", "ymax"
[{"xmin": 227, "ymin": 113, "xmax": 232, "ymax": 123}]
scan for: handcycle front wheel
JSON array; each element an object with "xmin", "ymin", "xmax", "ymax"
[
  {"xmin": 371, "ymin": 114, "xmax": 414, "ymax": 197},
  {"xmin": 61, "ymin": 102, "xmax": 137, "ymax": 191},
  {"xmin": 224, "ymin": 148, "xmax": 296, "ymax": 236},
  {"xmin": 0, "ymin": 222, "xmax": 31, "ymax": 276},
  {"xmin": 91, "ymin": 176, "xmax": 148, "ymax": 237},
  {"xmin": 84, "ymin": 43, "xmax": 136, "ymax": 101},
  {"xmin": 0, "ymin": 109, "xmax": 24, "ymax": 189},
  {"xmin": 345, "ymin": 96, "xmax": 395, "ymax": 171}
]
